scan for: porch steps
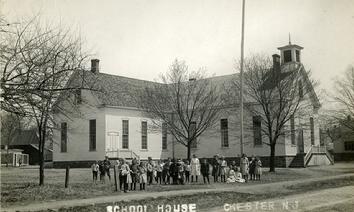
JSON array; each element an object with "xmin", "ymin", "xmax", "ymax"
[{"xmin": 289, "ymin": 153, "xmax": 305, "ymax": 168}]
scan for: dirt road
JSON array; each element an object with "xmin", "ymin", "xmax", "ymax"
[{"xmin": 204, "ymin": 185, "xmax": 354, "ymax": 212}]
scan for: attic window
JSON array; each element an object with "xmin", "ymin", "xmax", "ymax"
[
  {"xmin": 284, "ymin": 50, "xmax": 292, "ymax": 63},
  {"xmin": 75, "ymin": 89, "xmax": 82, "ymax": 104}
]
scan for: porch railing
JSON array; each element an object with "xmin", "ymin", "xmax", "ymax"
[
  {"xmin": 106, "ymin": 149, "xmax": 140, "ymax": 161},
  {"xmin": 304, "ymin": 145, "xmax": 334, "ymax": 166},
  {"xmin": 304, "ymin": 146, "xmax": 313, "ymax": 166},
  {"xmin": 324, "ymin": 147, "xmax": 334, "ymax": 165}
]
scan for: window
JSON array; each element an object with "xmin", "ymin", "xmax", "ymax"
[
  {"xmin": 299, "ymin": 80, "xmax": 304, "ymax": 98},
  {"xmin": 89, "ymin": 119, "xmax": 96, "ymax": 151},
  {"xmin": 162, "ymin": 123, "xmax": 167, "ymax": 150},
  {"xmin": 75, "ymin": 89, "xmax": 82, "ymax": 104},
  {"xmin": 141, "ymin": 121, "xmax": 147, "ymax": 149},
  {"xmin": 221, "ymin": 119, "xmax": 229, "ymax": 147},
  {"xmin": 295, "ymin": 50, "xmax": 300, "ymax": 62},
  {"xmin": 284, "ymin": 50, "xmax": 292, "ymax": 63},
  {"xmin": 253, "ymin": 116, "xmax": 262, "ymax": 145},
  {"xmin": 290, "ymin": 115, "xmax": 296, "ymax": 145},
  {"xmin": 190, "ymin": 122, "xmax": 197, "ymax": 148},
  {"xmin": 344, "ymin": 141, "xmax": 354, "ymax": 151},
  {"xmin": 122, "ymin": 120, "xmax": 129, "ymax": 149},
  {"xmin": 310, "ymin": 117, "xmax": 315, "ymax": 145},
  {"xmin": 61, "ymin": 122, "xmax": 67, "ymax": 152}
]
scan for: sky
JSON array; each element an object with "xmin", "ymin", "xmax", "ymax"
[{"xmin": 1, "ymin": 0, "xmax": 354, "ymax": 92}]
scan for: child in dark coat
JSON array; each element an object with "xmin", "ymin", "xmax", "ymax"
[
  {"xmin": 99, "ymin": 161, "xmax": 106, "ymax": 183},
  {"xmin": 201, "ymin": 159, "xmax": 210, "ymax": 184},
  {"xmin": 249, "ymin": 156, "xmax": 256, "ymax": 181},
  {"xmin": 212, "ymin": 155, "xmax": 220, "ymax": 182},
  {"xmin": 170, "ymin": 159, "xmax": 179, "ymax": 185},
  {"xmin": 162, "ymin": 159, "xmax": 171, "ymax": 184},
  {"xmin": 130, "ymin": 158, "xmax": 139, "ymax": 190}
]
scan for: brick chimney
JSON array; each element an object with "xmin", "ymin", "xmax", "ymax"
[
  {"xmin": 272, "ymin": 54, "xmax": 281, "ymax": 72},
  {"xmin": 91, "ymin": 59, "xmax": 99, "ymax": 73}
]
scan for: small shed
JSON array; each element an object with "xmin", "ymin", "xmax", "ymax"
[{"xmin": 1, "ymin": 149, "xmax": 29, "ymax": 166}]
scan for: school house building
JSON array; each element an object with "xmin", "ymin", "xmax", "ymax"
[{"xmin": 53, "ymin": 43, "xmax": 333, "ymax": 168}]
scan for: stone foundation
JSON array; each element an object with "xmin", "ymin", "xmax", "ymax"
[
  {"xmin": 203, "ymin": 155, "xmax": 295, "ymax": 168},
  {"xmin": 53, "ymin": 160, "xmax": 96, "ymax": 168}
]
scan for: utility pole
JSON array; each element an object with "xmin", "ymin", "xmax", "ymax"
[{"xmin": 240, "ymin": 0, "xmax": 246, "ymax": 155}]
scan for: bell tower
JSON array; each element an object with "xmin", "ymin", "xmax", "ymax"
[{"xmin": 277, "ymin": 35, "xmax": 303, "ymax": 65}]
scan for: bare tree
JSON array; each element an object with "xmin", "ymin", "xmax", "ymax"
[
  {"xmin": 332, "ymin": 65, "xmax": 354, "ymax": 132},
  {"xmin": 231, "ymin": 54, "xmax": 318, "ymax": 172},
  {"xmin": 137, "ymin": 60, "xmax": 224, "ymax": 160},
  {"xmin": 0, "ymin": 17, "xmax": 94, "ymax": 185}
]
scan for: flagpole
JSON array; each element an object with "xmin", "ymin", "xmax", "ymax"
[{"xmin": 240, "ymin": 0, "xmax": 246, "ymax": 155}]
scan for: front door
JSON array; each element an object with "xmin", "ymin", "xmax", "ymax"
[
  {"xmin": 106, "ymin": 132, "xmax": 119, "ymax": 158},
  {"xmin": 297, "ymin": 129, "xmax": 304, "ymax": 154}
]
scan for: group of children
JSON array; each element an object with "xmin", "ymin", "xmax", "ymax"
[
  {"xmin": 91, "ymin": 154, "xmax": 263, "ymax": 192},
  {"xmin": 91, "ymin": 156, "xmax": 111, "ymax": 184}
]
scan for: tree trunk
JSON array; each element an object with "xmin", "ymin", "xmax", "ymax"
[
  {"xmin": 269, "ymin": 143, "xmax": 276, "ymax": 172},
  {"xmin": 187, "ymin": 141, "xmax": 191, "ymax": 160},
  {"xmin": 38, "ymin": 122, "xmax": 47, "ymax": 186},
  {"xmin": 6, "ymin": 147, "xmax": 9, "ymax": 167},
  {"xmin": 39, "ymin": 151, "xmax": 44, "ymax": 185}
]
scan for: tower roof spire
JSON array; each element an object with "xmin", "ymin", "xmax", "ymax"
[{"xmin": 289, "ymin": 33, "xmax": 291, "ymax": 45}]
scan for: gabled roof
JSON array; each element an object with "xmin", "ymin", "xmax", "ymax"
[
  {"xmin": 92, "ymin": 73, "xmax": 159, "ymax": 107},
  {"xmin": 63, "ymin": 70, "xmax": 159, "ymax": 108},
  {"xmin": 11, "ymin": 129, "xmax": 39, "ymax": 145},
  {"xmin": 260, "ymin": 63, "xmax": 321, "ymax": 108},
  {"xmin": 71, "ymin": 70, "xmax": 240, "ymax": 108},
  {"xmin": 68, "ymin": 66, "xmax": 319, "ymax": 109}
]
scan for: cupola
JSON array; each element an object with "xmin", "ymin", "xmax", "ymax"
[{"xmin": 277, "ymin": 35, "xmax": 303, "ymax": 65}]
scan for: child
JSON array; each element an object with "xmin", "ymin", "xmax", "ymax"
[
  {"xmin": 240, "ymin": 154, "xmax": 249, "ymax": 182},
  {"xmin": 220, "ymin": 156, "xmax": 227, "ymax": 183},
  {"xmin": 212, "ymin": 155, "xmax": 220, "ymax": 182},
  {"xmin": 120, "ymin": 159, "xmax": 131, "ymax": 193},
  {"xmin": 130, "ymin": 158, "xmax": 139, "ymax": 190},
  {"xmin": 103, "ymin": 156, "xmax": 111, "ymax": 181},
  {"xmin": 170, "ymin": 159, "xmax": 179, "ymax": 185},
  {"xmin": 98, "ymin": 161, "xmax": 106, "ymax": 183},
  {"xmin": 138, "ymin": 162, "xmax": 147, "ymax": 190},
  {"xmin": 249, "ymin": 156, "xmax": 256, "ymax": 181},
  {"xmin": 230, "ymin": 161, "xmax": 237, "ymax": 172},
  {"xmin": 156, "ymin": 160, "xmax": 163, "ymax": 184},
  {"xmin": 177, "ymin": 159, "xmax": 185, "ymax": 185},
  {"xmin": 162, "ymin": 159, "xmax": 170, "ymax": 184},
  {"xmin": 226, "ymin": 166, "xmax": 236, "ymax": 183},
  {"xmin": 200, "ymin": 159, "xmax": 210, "ymax": 184},
  {"xmin": 117, "ymin": 159, "xmax": 124, "ymax": 190},
  {"xmin": 255, "ymin": 157, "xmax": 262, "ymax": 180},
  {"xmin": 147, "ymin": 158, "xmax": 154, "ymax": 185},
  {"xmin": 235, "ymin": 167, "xmax": 245, "ymax": 183},
  {"xmin": 91, "ymin": 161, "xmax": 99, "ymax": 184},
  {"xmin": 184, "ymin": 160, "xmax": 191, "ymax": 183}
]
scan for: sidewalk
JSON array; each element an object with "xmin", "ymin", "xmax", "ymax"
[{"xmin": 2, "ymin": 173, "xmax": 354, "ymax": 212}]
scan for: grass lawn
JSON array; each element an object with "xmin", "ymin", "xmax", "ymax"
[
  {"xmin": 1, "ymin": 162, "xmax": 354, "ymax": 208},
  {"xmin": 38, "ymin": 176, "xmax": 354, "ymax": 212}
]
